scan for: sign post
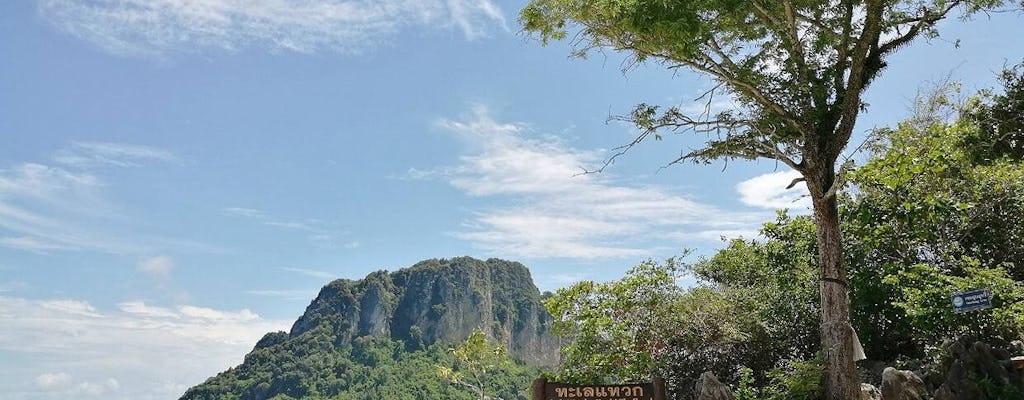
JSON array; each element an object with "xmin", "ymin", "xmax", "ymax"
[
  {"xmin": 531, "ymin": 377, "xmax": 666, "ymax": 400},
  {"xmin": 952, "ymin": 289, "xmax": 992, "ymax": 313}
]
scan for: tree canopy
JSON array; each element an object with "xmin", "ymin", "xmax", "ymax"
[
  {"xmin": 541, "ymin": 73, "xmax": 1024, "ymax": 400},
  {"xmin": 520, "ymin": 2, "xmax": 1020, "ymax": 398}
]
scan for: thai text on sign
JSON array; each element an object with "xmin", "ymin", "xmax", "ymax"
[{"xmin": 532, "ymin": 378, "xmax": 666, "ymax": 400}]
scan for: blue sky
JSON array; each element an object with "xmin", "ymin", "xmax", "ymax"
[{"xmin": 1, "ymin": 1, "xmax": 1022, "ymax": 399}]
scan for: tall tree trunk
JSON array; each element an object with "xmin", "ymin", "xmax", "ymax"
[{"xmin": 808, "ymin": 170, "xmax": 860, "ymax": 400}]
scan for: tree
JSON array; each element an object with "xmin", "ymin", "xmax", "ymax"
[
  {"xmin": 520, "ymin": 1, "xmax": 1018, "ymax": 398},
  {"xmin": 544, "ymin": 255, "xmax": 821, "ymax": 399},
  {"xmin": 963, "ymin": 61, "xmax": 1024, "ymax": 164},
  {"xmin": 437, "ymin": 329, "xmax": 513, "ymax": 400},
  {"xmin": 843, "ymin": 81, "xmax": 1024, "ymax": 358}
]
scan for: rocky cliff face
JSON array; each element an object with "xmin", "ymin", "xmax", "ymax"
[{"xmin": 268, "ymin": 257, "xmax": 559, "ymax": 366}]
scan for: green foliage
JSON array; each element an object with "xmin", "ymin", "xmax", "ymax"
[
  {"xmin": 884, "ymin": 261, "xmax": 1024, "ymax": 351},
  {"xmin": 977, "ymin": 375, "xmax": 1024, "ymax": 400},
  {"xmin": 544, "ymin": 253, "xmax": 821, "ymax": 398},
  {"xmin": 182, "ymin": 330, "xmax": 537, "ymax": 400},
  {"xmin": 438, "ymin": 328, "xmax": 515, "ymax": 400},
  {"xmin": 842, "ymin": 80, "xmax": 1024, "ymax": 360},
  {"xmin": 963, "ymin": 61, "xmax": 1024, "ymax": 164},
  {"xmin": 544, "ymin": 258, "xmax": 685, "ymax": 384},
  {"xmin": 761, "ymin": 357, "xmax": 824, "ymax": 400},
  {"xmin": 735, "ymin": 367, "xmax": 759, "ymax": 400}
]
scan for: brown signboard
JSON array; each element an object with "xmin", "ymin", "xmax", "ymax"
[{"xmin": 531, "ymin": 378, "xmax": 666, "ymax": 400}]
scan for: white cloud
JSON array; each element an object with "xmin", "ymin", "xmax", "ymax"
[
  {"xmin": 177, "ymin": 305, "xmax": 259, "ymax": 322},
  {"xmin": 421, "ymin": 107, "xmax": 771, "ymax": 259},
  {"xmin": 37, "ymin": 0, "xmax": 508, "ymax": 57},
  {"xmin": 53, "ymin": 142, "xmax": 177, "ymax": 169},
  {"xmin": 222, "ymin": 207, "xmax": 264, "ymax": 218},
  {"xmin": 0, "ymin": 296, "xmax": 289, "ymax": 400},
  {"xmin": 263, "ymin": 220, "xmax": 313, "ymax": 230},
  {"xmin": 735, "ymin": 170, "xmax": 812, "ymax": 210},
  {"xmin": 283, "ymin": 267, "xmax": 335, "ymax": 279},
  {"xmin": 39, "ymin": 299, "xmax": 99, "ymax": 316},
  {"xmin": 0, "ymin": 236, "xmax": 74, "ymax": 252},
  {"xmin": 35, "ymin": 372, "xmax": 71, "ymax": 389},
  {"xmin": 0, "ymin": 145, "xmax": 213, "ymax": 256},
  {"xmin": 245, "ymin": 289, "xmax": 316, "ymax": 300},
  {"xmin": 118, "ymin": 301, "xmax": 180, "ymax": 319},
  {"xmin": 137, "ymin": 255, "xmax": 175, "ymax": 278}
]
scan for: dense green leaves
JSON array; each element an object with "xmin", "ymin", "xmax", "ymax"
[
  {"xmin": 438, "ymin": 329, "xmax": 517, "ymax": 399},
  {"xmin": 544, "ymin": 248, "xmax": 822, "ymax": 399},
  {"xmin": 182, "ymin": 330, "xmax": 537, "ymax": 400}
]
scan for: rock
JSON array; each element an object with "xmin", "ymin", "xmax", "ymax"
[
  {"xmin": 935, "ymin": 359, "xmax": 984, "ymax": 400},
  {"xmin": 932, "ymin": 338, "xmax": 1023, "ymax": 400},
  {"xmin": 287, "ymin": 257, "xmax": 561, "ymax": 366},
  {"xmin": 861, "ymin": 383, "xmax": 881, "ymax": 400},
  {"xmin": 880, "ymin": 367, "xmax": 928, "ymax": 400},
  {"xmin": 695, "ymin": 371, "xmax": 735, "ymax": 400}
]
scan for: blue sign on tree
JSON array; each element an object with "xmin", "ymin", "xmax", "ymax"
[{"xmin": 951, "ymin": 289, "xmax": 992, "ymax": 313}]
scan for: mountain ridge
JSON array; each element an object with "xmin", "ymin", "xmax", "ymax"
[{"xmin": 180, "ymin": 256, "xmax": 560, "ymax": 400}]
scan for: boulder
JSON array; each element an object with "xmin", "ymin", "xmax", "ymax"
[
  {"xmin": 880, "ymin": 367, "xmax": 928, "ymax": 400},
  {"xmin": 932, "ymin": 339, "xmax": 1023, "ymax": 400},
  {"xmin": 695, "ymin": 371, "xmax": 735, "ymax": 400},
  {"xmin": 861, "ymin": 383, "xmax": 882, "ymax": 400}
]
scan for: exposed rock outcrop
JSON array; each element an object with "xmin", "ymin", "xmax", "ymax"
[
  {"xmin": 880, "ymin": 367, "xmax": 927, "ymax": 400},
  {"xmin": 695, "ymin": 371, "xmax": 734, "ymax": 400},
  {"xmin": 861, "ymin": 383, "xmax": 881, "ymax": 400},
  {"xmin": 931, "ymin": 339, "xmax": 1023, "ymax": 400},
  {"xmin": 287, "ymin": 257, "xmax": 560, "ymax": 366}
]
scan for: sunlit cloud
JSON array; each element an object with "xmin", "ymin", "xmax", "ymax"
[
  {"xmin": 0, "ymin": 296, "xmax": 289, "ymax": 400},
  {"xmin": 137, "ymin": 255, "xmax": 175, "ymax": 279},
  {"xmin": 37, "ymin": 0, "xmax": 508, "ymax": 57},
  {"xmin": 735, "ymin": 170, "xmax": 811, "ymax": 211},
  {"xmin": 414, "ymin": 106, "xmax": 771, "ymax": 259}
]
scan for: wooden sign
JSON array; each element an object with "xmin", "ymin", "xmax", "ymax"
[{"xmin": 531, "ymin": 377, "xmax": 666, "ymax": 400}]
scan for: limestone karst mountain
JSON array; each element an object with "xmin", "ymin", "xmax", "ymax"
[{"xmin": 180, "ymin": 257, "xmax": 560, "ymax": 400}]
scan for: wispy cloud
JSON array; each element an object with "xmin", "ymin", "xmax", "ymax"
[
  {"xmin": 0, "ymin": 144, "xmax": 211, "ymax": 255},
  {"xmin": 0, "ymin": 296, "xmax": 288, "ymax": 400},
  {"xmin": 414, "ymin": 106, "xmax": 770, "ymax": 259},
  {"xmin": 735, "ymin": 170, "xmax": 811, "ymax": 210},
  {"xmin": 245, "ymin": 289, "xmax": 317, "ymax": 301},
  {"xmin": 221, "ymin": 207, "xmax": 264, "ymax": 218},
  {"xmin": 53, "ymin": 142, "xmax": 177, "ymax": 169},
  {"xmin": 137, "ymin": 255, "xmax": 175, "ymax": 279},
  {"xmin": 118, "ymin": 301, "xmax": 180, "ymax": 319},
  {"xmin": 263, "ymin": 221, "xmax": 315, "ymax": 231},
  {"xmin": 39, "ymin": 299, "xmax": 100, "ymax": 316},
  {"xmin": 282, "ymin": 267, "xmax": 335, "ymax": 280},
  {"xmin": 0, "ymin": 236, "xmax": 74, "ymax": 252},
  {"xmin": 223, "ymin": 207, "xmax": 352, "ymax": 249},
  {"xmin": 37, "ymin": 0, "xmax": 508, "ymax": 57},
  {"xmin": 34, "ymin": 372, "xmax": 71, "ymax": 389}
]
